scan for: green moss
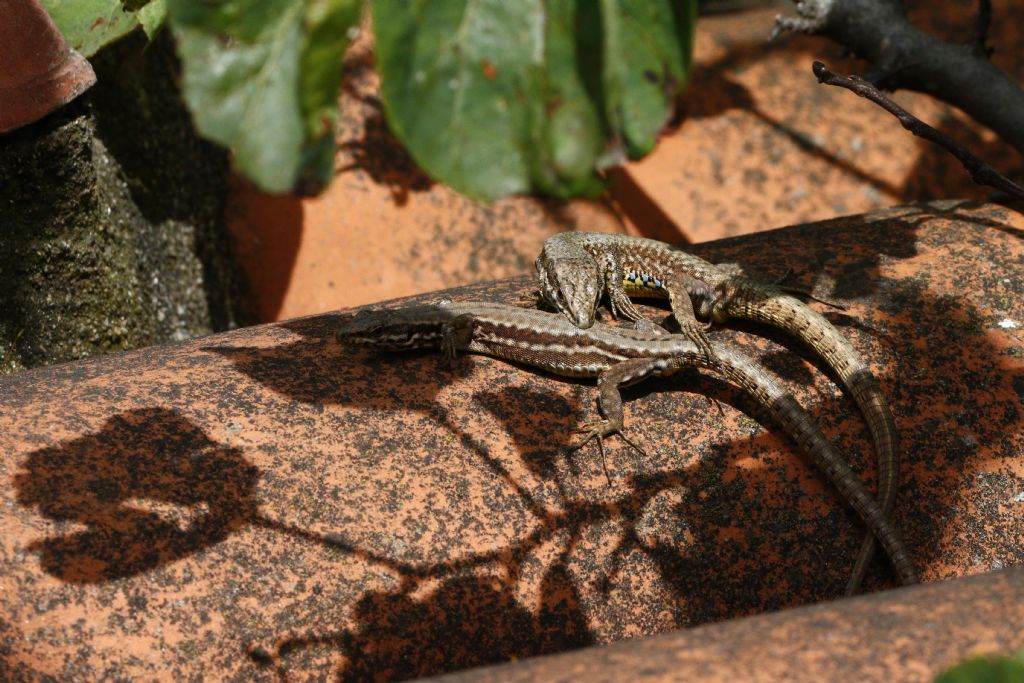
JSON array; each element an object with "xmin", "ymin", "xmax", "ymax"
[{"xmin": 0, "ymin": 32, "xmax": 249, "ymax": 373}]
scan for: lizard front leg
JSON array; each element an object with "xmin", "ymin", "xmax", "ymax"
[
  {"xmin": 599, "ymin": 255, "xmax": 664, "ymax": 333},
  {"xmin": 440, "ymin": 314, "xmax": 476, "ymax": 364},
  {"xmin": 598, "ymin": 255, "xmax": 716, "ymax": 360},
  {"xmin": 666, "ymin": 279, "xmax": 716, "ymax": 362}
]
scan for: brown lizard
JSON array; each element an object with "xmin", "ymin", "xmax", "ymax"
[
  {"xmin": 535, "ymin": 232, "xmax": 901, "ymax": 595},
  {"xmin": 336, "ymin": 300, "xmax": 916, "ymax": 590}
]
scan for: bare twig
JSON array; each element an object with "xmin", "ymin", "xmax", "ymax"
[
  {"xmin": 812, "ymin": 61, "xmax": 1024, "ymax": 204},
  {"xmin": 774, "ymin": 0, "xmax": 1024, "ymax": 155},
  {"xmin": 970, "ymin": 0, "xmax": 993, "ymax": 56}
]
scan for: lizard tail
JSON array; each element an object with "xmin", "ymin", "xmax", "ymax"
[{"xmin": 723, "ymin": 288, "xmax": 904, "ymax": 593}]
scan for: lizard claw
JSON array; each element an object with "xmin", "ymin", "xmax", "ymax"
[
  {"xmin": 571, "ymin": 420, "xmax": 650, "ymax": 486},
  {"xmin": 571, "ymin": 422, "xmax": 613, "ymax": 486},
  {"xmin": 572, "ymin": 420, "xmax": 649, "ymax": 459},
  {"xmin": 680, "ymin": 321, "xmax": 716, "ymax": 365},
  {"xmin": 440, "ymin": 328, "xmax": 459, "ymax": 367},
  {"xmin": 570, "ymin": 420, "xmax": 609, "ymax": 454},
  {"xmin": 771, "ymin": 266, "xmax": 794, "ymax": 286}
]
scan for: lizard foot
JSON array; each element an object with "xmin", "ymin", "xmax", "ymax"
[
  {"xmin": 571, "ymin": 420, "xmax": 649, "ymax": 485},
  {"xmin": 572, "ymin": 421, "xmax": 649, "ymax": 457},
  {"xmin": 680, "ymin": 321, "xmax": 716, "ymax": 365}
]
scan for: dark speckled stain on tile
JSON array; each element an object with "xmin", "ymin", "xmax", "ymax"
[
  {"xmin": 0, "ymin": 201, "xmax": 1021, "ymax": 680},
  {"xmin": 13, "ymin": 408, "xmax": 259, "ymax": 584},
  {"xmin": 429, "ymin": 568, "xmax": 1024, "ymax": 683}
]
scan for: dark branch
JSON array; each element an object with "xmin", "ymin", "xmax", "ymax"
[
  {"xmin": 812, "ymin": 61, "xmax": 1024, "ymax": 204},
  {"xmin": 775, "ymin": 0, "xmax": 1024, "ymax": 155},
  {"xmin": 970, "ymin": 0, "xmax": 992, "ymax": 56}
]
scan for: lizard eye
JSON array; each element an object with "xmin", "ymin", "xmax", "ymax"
[{"xmin": 538, "ymin": 280, "xmax": 565, "ymax": 311}]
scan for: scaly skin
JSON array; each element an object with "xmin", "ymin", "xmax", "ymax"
[
  {"xmin": 537, "ymin": 230, "xmax": 718, "ymax": 359},
  {"xmin": 337, "ymin": 301, "xmax": 916, "ymax": 591},
  {"xmin": 536, "ymin": 232, "xmax": 902, "ymax": 595}
]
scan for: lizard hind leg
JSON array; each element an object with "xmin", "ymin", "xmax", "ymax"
[
  {"xmin": 570, "ymin": 357, "xmax": 680, "ymax": 474},
  {"xmin": 666, "ymin": 282, "xmax": 716, "ymax": 363}
]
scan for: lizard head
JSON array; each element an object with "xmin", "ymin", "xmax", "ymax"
[
  {"xmin": 336, "ymin": 305, "xmax": 454, "ymax": 350},
  {"xmin": 534, "ymin": 253, "xmax": 601, "ymax": 329}
]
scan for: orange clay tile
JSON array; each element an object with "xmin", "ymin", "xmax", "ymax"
[
  {"xmin": 1, "ymin": 200, "xmax": 1021, "ymax": 679},
  {"xmin": 0, "ymin": 0, "xmax": 96, "ymax": 133},
  {"xmin": 430, "ymin": 567, "xmax": 1024, "ymax": 682},
  {"xmin": 227, "ymin": 1, "xmax": 1024, "ymax": 322},
  {"xmin": 618, "ymin": 0, "xmax": 1024, "ymax": 242}
]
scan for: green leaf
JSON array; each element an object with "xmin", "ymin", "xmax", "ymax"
[
  {"xmin": 44, "ymin": 1, "xmax": 169, "ymax": 55},
  {"xmin": 601, "ymin": 0, "xmax": 696, "ymax": 157},
  {"xmin": 528, "ymin": 0, "xmax": 607, "ymax": 197},
  {"xmin": 168, "ymin": 0, "xmax": 360, "ymax": 194},
  {"xmin": 298, "ymin": 0, "xmax": 363, "ymax": 191},
  {"xmin": 42, "ymin": 0, "xmax": 141, "ymax": 57},
  {"xmin": 138, "ymin": 0, "xmax": 167, "ymax": 39},
  {"xmin": 374, "ymin": 0, "xmax": 542, "ymax": 200},
  {"xmin": 935, "ymin": 656, "xmax": 1024, "ymax": 683},
  {"xmin": 374, "ymin": 0, "xmax": 697, "ymax": 200}
]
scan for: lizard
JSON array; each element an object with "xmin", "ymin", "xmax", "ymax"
[
  {"xmin": 535, "ymin": 231, "xmax": 901, "ymax": 595},
  {"xmin": 336, "ymin": 300, "xmax": 917, "ymax": 590}
]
